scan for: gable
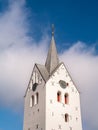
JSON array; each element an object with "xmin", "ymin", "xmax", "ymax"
[
  {"xmin": 24, "ymin": 64, "xmax": 46, "ymax": 97},
  {"xmin": 47, "ymin": 62, "xmax": 80, "ymax": 93}
]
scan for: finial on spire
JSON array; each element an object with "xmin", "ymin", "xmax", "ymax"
[
  {"xmin": 52, "ymin": 24, "xmax": 54, "ymax": 36},
  {"xmin": 45, "ymin": 24, "xmax": 59, "ymax": 74}
]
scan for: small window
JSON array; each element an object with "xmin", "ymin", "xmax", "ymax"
[
  {"xmin": 58, "ymin": 125, "xmax": 61, "ymax": 129},
  {"xmin": 30, "ymin": 95, "xmax": 34, "ymax": 107},
  {"xmin": 34, "ymin": 92, "xmax": 39, "ymax": 105},
  {"xmin": 36, "ymin": 124, "xmax": 38, "ymax": 129},
  {"xmin": 65, "ymin": 113, "xmax": 69, "ymax": 122},
  {"xmin": 70, "ymin": 127, "xmax": 72, "ymax": 130},
  {"xmin": 36, "ymin": 92, "xmax": 39, "ymax": 104},
  {"xmin": 52, "ymin": 112, "xmax": 54, "ymax": 116},
  {"xmin": 75, "ymin": 107, "xmax": 78, "ymax": 111},
  {"xmin": 50, "ymin": 99, "xmax": 53, "ymax": 104},
  {"xmin": 76, "ymin": 117, "xmax": 78, "ymax": 121},
  {"xmin": 57, "ymin": 91, "xmax": 61, "ymax": 102},
  {"xmin": 64, "ymin": 93, "xmax": 69, "ymax": 104}
]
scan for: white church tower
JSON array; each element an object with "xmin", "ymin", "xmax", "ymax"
[{"xmin": 23, "ymin": 27, "xmax": 82, "ymax": 130}]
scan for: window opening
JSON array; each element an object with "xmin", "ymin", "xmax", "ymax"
[
  {"xmin": 34, "ymin": 92, "xmax": 39, "ymax": 105},
  {"xmin": 57, "ymin": 91, "xmax": 61, "ymax": 102},
  {"xmin": 30, "ymin": 95, "xmax": 34, "ymax": 107},
  {"xmin": 58, "ymin": 125, "xmax": 61, "ymax": 129},
  {"xmin": 36, "ymin": 92, "xmax": 39, "ymax": 104},
  {"xmin": 64, "ymin": 93, "xmax": 69, "ymax": 104},
  {"xmin": 50, "ymin": 99, "xmax": 53, "ymax": 104},
  {"xmin": 76, "ymin": 117, "xmax": 78, "ymax": 121},
  {"xmin": 65, "ymin": 113, "xmax": 69, "ymax": 122},
  {"xmin": 36, "ymin": 124, "xmax": 38, "ymax": 129},
  {"xmin": 69, "ymin": 127, "xmax": 72, "ymax": 130}
]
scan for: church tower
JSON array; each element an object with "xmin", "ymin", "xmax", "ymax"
[{"xmin": 23, "ymin": 27, "xmax": 82, "ymax": 130}]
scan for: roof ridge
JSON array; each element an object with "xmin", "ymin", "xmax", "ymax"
[{"xmin": 45, "ymin": 35, "xmax": 59, "ymax": 74}]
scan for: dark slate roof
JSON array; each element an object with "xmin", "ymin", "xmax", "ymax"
[
  {"xmin": 35, "ymin": 64, "xmax": 49, "ymax": 82},
  {"xmin": 45, "ymin": 36, "xmax": 59, "ymax": 74},
  {"xmin": 36, "ymin": 35, "xmax": 60, "ymax": 82}
]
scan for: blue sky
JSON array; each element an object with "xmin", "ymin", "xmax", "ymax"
[
  {"xmin": 25, "ymin": 0, "xmax": 98, "ymax": 42},
  {"xmin": 0, "ymin": 0, "xmax": 98, "ymax": 130}
]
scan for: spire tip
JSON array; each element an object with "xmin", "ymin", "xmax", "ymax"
[{"xmin": 52, "ymin": 24, "xmax": 54, "ymax": 36}]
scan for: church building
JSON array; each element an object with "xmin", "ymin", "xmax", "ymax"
[{"xmin": 23, "ymin": 28, "xmax": 83, "ymax": 130}]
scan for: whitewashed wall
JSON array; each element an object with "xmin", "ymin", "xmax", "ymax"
[
  {"xmin": 45, "ymin": 63, "xmax": 82, "ymax": 130},
  {"xmin": 23, "ymin": 66, "xmax": 46, "ymax": 130}
]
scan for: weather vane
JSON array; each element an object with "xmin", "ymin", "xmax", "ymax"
[{"xmin": 52, "ymin": 24, "xmax": 54, "ymax": 36}]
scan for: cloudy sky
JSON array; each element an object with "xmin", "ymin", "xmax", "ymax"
[{"xmin": 0, "ymin": 0, "xmax": 98, "ymax": 130}]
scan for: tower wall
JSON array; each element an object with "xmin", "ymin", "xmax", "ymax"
[
  {"xmin": 45, "ymin": 63, "xmax": 82, "ymax": 130},
  {"xmin": 23, "ymin": 67, "xmax": 46, "ymax": 130}
]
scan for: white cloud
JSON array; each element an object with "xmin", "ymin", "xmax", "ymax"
[
  {"xmin": 60, "ymin": 42, "xmax": 98, "ymax": 130},
  {"xmin": 0, "ymin": 1, "xmax": 98, "ymax": 130},
  {"xmin": 0, "ymin": 1, "xmax": 49, "ymax": 109}
]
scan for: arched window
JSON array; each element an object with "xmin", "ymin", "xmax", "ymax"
[
  {"xmin": 34, "ymin": 92, "xmax": 39, "ymax": 105},
  {"xmin": 57, "ymin": 91, "xmax": 61, "ymax": 102},
  {"xmin": 64, "ymin": 93, "xmax": 69, "ymax": 104},
  {"xmin": 30, "ymin": 95, "xmax": 34, "ymax": 107},
  {"xmin": 65, "ymin": 113, "xmax": 69, "ymax": 122},
  {"xmin": 36, "ymin": 92, "xmax": 39, "ymax": 104}
]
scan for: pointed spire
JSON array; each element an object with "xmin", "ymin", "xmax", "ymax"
[{"xmin": 45, "ymin": 25, "xmax": 59, "ymax": 74}]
